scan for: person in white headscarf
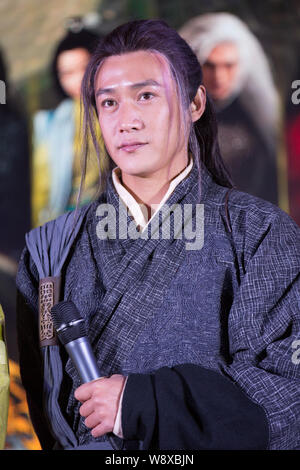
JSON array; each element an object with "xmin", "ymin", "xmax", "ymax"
[{"xmin": 179, "ymin": 12, "xmax": 287, "ymax": 206}]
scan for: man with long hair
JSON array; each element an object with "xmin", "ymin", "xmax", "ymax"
[
  {"xmin": 16, "ymin": 20, "xmax": 300, "ymax": 450},
  {"xmin": 179, "ymin": 13, "xmax": 283, "ymax": 207}
]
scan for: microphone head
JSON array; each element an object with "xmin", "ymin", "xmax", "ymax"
[{"xmin": 51, "ymin": 301, "xmax": 86, "ymax": 345}]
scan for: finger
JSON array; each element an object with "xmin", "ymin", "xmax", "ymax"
[
  {"xmin": 91, "ymin": 420, "xmax": 113, "ymax": 438},
  {"xmin": 79, "ymin": 400, "xmax": 94, "ymax": 418},
  {"xmin": 84, "ymin": 411, "xmax": 102, "ymax": 430},
  {"xmin": 74, "ymin": 382, "xmax": 93, "ymax": 402},
  {"xmin": 75, "ymin": 377, "xmax": 109, "ymax": 402}
]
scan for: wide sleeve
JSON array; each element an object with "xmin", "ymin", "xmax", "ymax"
[
  {"xmin": 122, "ymin": 364, "xmax": 269, "ymax": 450},
  {"xmin": 121, "ymin": 206, "xmax": 300, "ymax": 450},
  {"xmin": 221, "ymin": 206, "xmax": 300, "ymax": 450},
  {"xmin": 16, "ymin": 247, "xmax": 55, "ymax": 450}
]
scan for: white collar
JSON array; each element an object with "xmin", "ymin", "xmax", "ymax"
[{"xmin": 112, "ymin": 158, "xmax": 194, "ymax": 232}]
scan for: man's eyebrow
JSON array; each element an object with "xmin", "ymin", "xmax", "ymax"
[
  {"xmin": 130, "ymin": 79, "xmax": 162, "ymax": 89},
  {"xmin": 95, "ymin": 79, "xmax": 162, "ymax": 97}
]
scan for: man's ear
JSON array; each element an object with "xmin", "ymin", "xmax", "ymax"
[{"xmin": 190, "ymin": 85, "xmax": 206, "ymax": 122}]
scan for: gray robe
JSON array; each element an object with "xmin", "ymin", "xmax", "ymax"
[{"xmin": 16, "ymin": 163, "xmax": 300, "ymax": 449}]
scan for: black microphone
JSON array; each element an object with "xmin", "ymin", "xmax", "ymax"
[{"xmin": 51, "ymin": 301, "xmax": 101, "ymax": 383}]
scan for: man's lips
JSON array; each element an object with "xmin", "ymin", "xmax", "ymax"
[{"xmin": 118, "ymin": 142, "xmax": 148, "ymax": 153}]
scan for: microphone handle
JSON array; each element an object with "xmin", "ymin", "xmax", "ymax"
[
  {"xmin": 65, "ymin": 336, "xmax": 120, "ymax": 450},
  {"xmin": 65, "ymin": 337, "xmax": 101, "ymax": 383}
]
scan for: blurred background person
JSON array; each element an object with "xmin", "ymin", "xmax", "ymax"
[
  {"xmin": 0, "ymin": 46, "xmax": 37, "ymax": 450},
  {"xmin": 179, "ymin": 12, "xmax": 285, "ymax": 206},
  {"xmin": 0, "ymin": 46, "xmax": 30, "ymax": 362},
  {"xmin": 0, "ymin": 48, "xmax": 30, "ymax": 263},
  {"xmin": 285, "ymin": 63, "xmax": 300, "ymax": 226},
  {"xmin": 32, "ymin": 18, "xmax": 108, "ymax": 227}
]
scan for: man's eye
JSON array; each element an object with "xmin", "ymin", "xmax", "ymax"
[
  {"xmin": 139, "ymin": 92, "xmax": 154, "ymax": 101},
  {"xmin": 102, "ymin": 99, "xmax": 116, "ymax": 108}
]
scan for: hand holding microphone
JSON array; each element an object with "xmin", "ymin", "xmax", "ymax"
[{"xmin": 51, "ymin": 301, "xmax": 125, "ymax": 438}]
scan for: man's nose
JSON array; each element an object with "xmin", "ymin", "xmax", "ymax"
[
  {"xmin": 214, "ymin": 65, "xmax": 227, "ymax": 84},
  {"xmin": 118, "ymin": 103, "xmax": 144, "ymax": 132}
]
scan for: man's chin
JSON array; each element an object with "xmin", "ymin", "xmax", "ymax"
[
  {"xmin": 121, "ymin": 169, "xmax": 152, "ymax": 179},
  {"xmin": 210, "ymin": 89, "xmax": 231, "ymax": 102},
  {"xmin": 119, "ymin": 162, "xmax": 161, "ymax": 180}
]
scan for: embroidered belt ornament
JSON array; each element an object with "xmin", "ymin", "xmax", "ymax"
[{"xmin": 39, "ymin": 276, "xmax": 61, "ymax": 347}]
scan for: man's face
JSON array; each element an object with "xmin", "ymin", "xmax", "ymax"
[
  {"xmin": 202, "ymin": 42, "xmax": 240, "ymax": 101},
  {"xmin": 57, "ymin": 47, "xmax": 91, "ymax": 99},
  {"xmin": 94, "ymin": 51, "xmax": 188, "ymax": 184}
]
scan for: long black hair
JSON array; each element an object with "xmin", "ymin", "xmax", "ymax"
[
  {"xmin": 79, "ymin": 19, "xmax": 233, "ymax": 204},
  {"xmin": 51, "ymin": 27, "xmax": 100, "ymax": 100}
]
